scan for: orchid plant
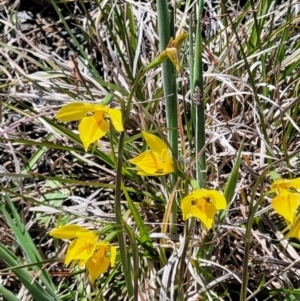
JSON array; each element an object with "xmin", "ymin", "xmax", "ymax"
[{"xmin": 49, "ymin": 22, "xmax": 300, "ymax": 293}]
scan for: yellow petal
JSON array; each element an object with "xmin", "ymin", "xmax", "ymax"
[
  {"xmin": 129, "ymin": 151, "xmax": 162, "ymax": 175},
  {"xmin": 166, "ymin": 47, "xmax": 180, "ymax": 72},
  {"xmin": 76, "ymin": 230, "xmax": 99, "ymax": 244},
  {"xmin": 65, "ymin": 234, "xmax": 98, "ymax": 265},
  {"xmin": 171, "ymin": 32, "xmax": 188, "ymax": 51},
  {"xmin": 78, "ymin": 112, "xmax": 109, "ymax": 151},
  {"xmin": 272, "ymin": 190, "xmax": 300, "ymax": 224},
  {"xmin": 56, "ymin": 103, "xmax": 95, "ymax": 121},
  {"xmin": 107, "ymin": 108, "xmax": 124, "ymax": 132},
  {"xmin": 129, "ymin": 150, "xmax": 174, "ymax": 176},
  {"xmin": 93, "ymin": 104, "xmax": 108, "ymax": 112},
  {"xmin": 286, "ymin": 216, "xmax": 300, "ymax": 239},
  {"xmin": 181, "ymin": 195, "xmax": 216, "ymax": 230},
  {"xmin": 161, "ymin": 149, "xmax": 175, "ymax": 174},
  {"xmin": 129, "ymin": 133, "xmax": 174, "ymax": 176},
  {"xmin": 49, "ymin": 224, "xmax": 88, "ymax": 239},
  {"xmin": 110, "ymin": 246, "xmax": 116, "ymax": 267},
  {"xmin": 85, "ymin": 245, "xmax": 110, "ymax": 283},
  {"xmin": 206, "ymin": 190, "xmax": 226, "ymax": 210},
  {"xmin": 180, "ymin": 194, "xmax": 193, "ymax": 220},
  {"xmin": 142, "ymin": 131, "xmax": 168, "ymax": 154},
  {"xmin": 192, "ymin": 201, "xmax": 216, "ymax": 230}
]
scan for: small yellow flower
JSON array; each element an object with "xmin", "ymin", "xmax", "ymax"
[
  {"xmin": 50, "ymin": 224, "xmax": 116, "ymax": 282},
  {"xmin": 268, "ymin": 177, "xmax": 300, "ymax": 224},
  {"xmin": 159, "ymin": 32, "xmax": 188, "ymax": 72},
  {"xmin": 128, "ymin": 131, "xmax": 174, "ymax": 176},
  {"xmin": 180, "ymin": 189, "xmax": 226, "ymax": 230},
  {"xmin": 56, "ymin": 102, "xmax": 124, "ymax": 151},
  {"xmin": 271, "ymin": 189, "xmax": 300, "ymax": 224}
]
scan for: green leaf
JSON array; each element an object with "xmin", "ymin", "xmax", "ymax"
[
  {"xmin": 0, "ymin": 194, "xmax": 56, "ymax": 292},
  {"xmin": 269, "ymin": 171, "xmax": 281, "ymax": 181},
  {"xmin": 121, "ymin": 183, "xmax": 155, "ymax": 253},
  {"xmin": 0, "ymin": 242, "xmax": 61, "ymax": 301},
  {"xmin": 220, "ymin": 140, "xmax": 244, "ymax": 221},
  {"xmin": 0, "ymin": 285, "xmax": 19, "ymax": 301}
]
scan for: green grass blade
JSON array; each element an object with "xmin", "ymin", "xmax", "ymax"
[
  {"xmin": 156, "ymin": 0, "xmax": 178, "ymax": 235},
  {"xmin": 0, "ymin": 285, "xmax": 20, "ymax": 301},
  {"xmin": 220, "ymin": 140, "xmax": 244, "ymax": 221},
  {"xmin": 0, "ymin": 242, "xmax": 61, "ymax": 301},
  {"xmin": 193, "ymin": 0, "xmax": 206, "ymax": 188},
  {"xmin": 121, "ymin": 182, "xmax": 154, "ymax": 252},
  {"xmin": 0, "ymin": 194, "xmax": 56, "ymax": 291}
]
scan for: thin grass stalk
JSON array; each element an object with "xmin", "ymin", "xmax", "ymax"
[
  {"xmin": 114, "ymin": 69, "xmax": 144, "ymax": 299},
  {"xmin": 114, "ymin": 136, "xmax": 133, "ymax": 300},
  {"xmin": 156, "ymin": 0, "xmax": 178, "ymax": 234},
  {"xmin": 274, "ymin": 0, "xmax": 292, "ymax": 172},
  {"xmin": 177, "ymin": 4, "xmax": 206, "ymax": 293},
  {"xmin": 193, "ymin": 0, "xmax": 206, "ymax": 188},
  {"xmin": 188, "ymin": 15, "xmax": 194, "ymax": 137},
  {"xmin": 239, "ymin": 167, "xmax": 270, "ymax": 301},
  {"xmin": 255, "ymin": 0, "xmax": 272, "ymax": 98},
  {"xmin": 50, "ymin": 0, "xmax": 101, "ymax": 80},
  {"xmin": 222, "ymin": 1, "xmax": 270, "ymax": 149}
]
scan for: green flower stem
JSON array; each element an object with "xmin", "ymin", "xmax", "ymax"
[
  {"xmin": 179, "ymin": 1, "xmax": 206, "ymax": 292},
  {"xmin": 114, "ymin": 68, "xmax": 143, "ymax": 299},
  {"xmin": 156, "ymin": 0, "xmax": 178, "ymax": 235},
  {"xmin": 240, "ymin": 168, "xmax": 270, "ymax": 301},
  {"xmin": 192, "ymin": 0, "xmax": 206, "ymax": 188}
]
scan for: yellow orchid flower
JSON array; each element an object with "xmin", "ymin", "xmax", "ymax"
[
  {"xmin": 159, "ymin": 32, "xmax": 188, "ymax": 72},
  {"xmin": 271, "ymin": 189, "xmax": 300, "ymax": 224},
  {"xmin": 268, "ymin": 177, "xmax": 300, "ymax": 225},
  {"xmin": 50, "ymin": 224, "xmax": 116, "ymax": 282},
  {"xmin": 180, "ymin": 189, "xmax": 226, "ymax": 230},
  {"xmin": 143, "ymin": 32, "xmax": 188, "ymax": 73},
  {"xmin": 56, "ymin": 102, "xmax": 124, "ymax": 151},
  {"xmin": 128, "ymin": 131, "xmax": 174, "ymax": 176}
]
